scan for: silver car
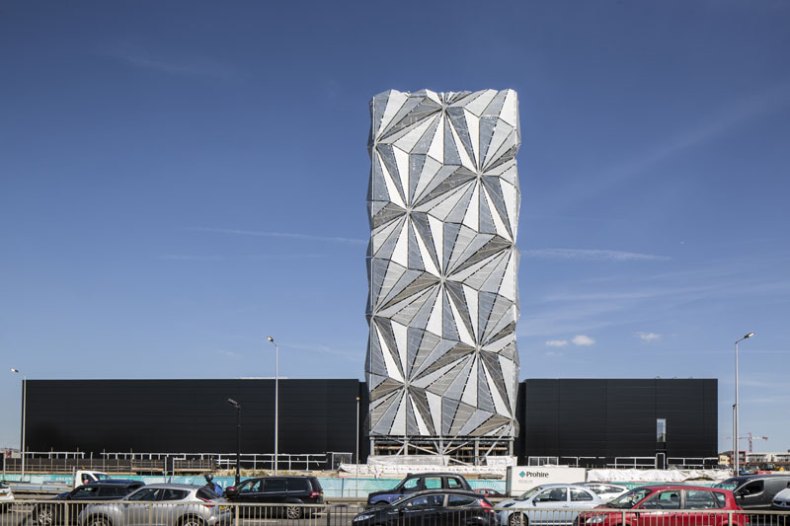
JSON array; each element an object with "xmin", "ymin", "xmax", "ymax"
[
  {"xmin": 0, "ymin": 482, "xmax": 14, "ymax": 513},
  {"xmin": 78, "ymin": 484, "xmax": 231, "ymax": 526},
  {"xmin": 577, "ymin": 483, "xmax": 628, "ymax": 503},
  {"xmin": 498, "ymin": 484, "xmax": 604, "ymax": 526}
]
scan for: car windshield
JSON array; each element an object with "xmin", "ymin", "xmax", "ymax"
[
  {"xmin": 713, "ymin": 479, "xmax": 738, "ymax": 490},
  {"xmin": 94, "ymin": 473, "xmax": 111, "ymax": 481},
  {"xmin": 516, "ymin": 486, "xmax": 546, "ymax": 501},
  {"xmin": 606, "ymin": 488, "xmax": 653, "ymax": 509}
]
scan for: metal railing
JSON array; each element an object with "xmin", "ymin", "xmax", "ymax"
[{"xmin": 1, "ymin": 499, "xmax": 788, "ymax": 526}]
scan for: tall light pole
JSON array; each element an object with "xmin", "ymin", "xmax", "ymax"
[
  {"xmin": 10, "ymin": 368, "xmax": 26, "ymax": 478},
  {"xmin": 734, "ymin": 332, "xmax": 755, "ymax": 476},
  {"xmin": 226, "ymin": 398, "xmax": 241, "ymax": 486},
  {"xmin": 355, "ymin": 395, "xmax": 360, "ymax": 497},
  {"xmin": 266, "ymin": 336, "xmax": 279, "ymax": 474}
]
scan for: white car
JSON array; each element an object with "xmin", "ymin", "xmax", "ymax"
[
  {"xmin": 0, "ymin": 482, "xmax": 14, "ymax": 513},
  {"xmin": 578, "ymin": 483, "xmax": 628, "ymax": 503},
  {"xmin": 772, "ymin": 487, "xmax": 790, "ymax": 510},
  {"xmin": 497, "ymin": 484, "xmax": 604, "ymax": 526}
]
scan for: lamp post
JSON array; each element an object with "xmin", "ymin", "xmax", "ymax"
[
  {"xmin": 734, "ymin": 332, "xmax": 755, "ymax": 476},
  {"xmin": 355, "ymin": 395, "xmax": 360, "ymax": 497},
  {"xmin": 226, "ymin": 398, "xmax": 241, "ymax": 486},
  {"xmin": 10, "ymin": 368, "xmax": 26, "ymax": 478},
  {"xmin": 266, "ymin": 336, "xmax": 279, "ymax": 474}
]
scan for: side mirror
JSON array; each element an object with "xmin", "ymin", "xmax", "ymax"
[{"xmin": 225, "ymin": 487, "xmax": 238, "ymax": 497}]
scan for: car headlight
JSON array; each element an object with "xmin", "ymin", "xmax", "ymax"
[
  {"xmin": 584, "ymin": 516, "xmax": 606, "ymax": 524},
  {"xmin": 354, "ymin": 514, "xmax": 375, "ymax": 522}
]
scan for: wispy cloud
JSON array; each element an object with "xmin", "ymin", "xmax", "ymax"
[
  {"xmin": 103, "ymin": 44, "xmax": 238, "ymax": 80},
  {"xmin": 572, "ymin": 335, "xmax": 595, "ymax": 346},
  {"xmin": 637, "ymin": 332, "xmax": 661, "ymax": 342},
  {"xmin": 544, "ymin": 335, "xmax": 595, "ymax": 348},
  {"xmin": 187, "ymin": 227, "xmax": 367, "ymax": 246},
  {"xmin": 522, "ymin": 248, "xmax": 668, "ymax": 262},
  {"xmin": 562, "ymin": 79, "xmax": 790, "ymax": 205},
  {"xmin": 157, "ymin": 253, "xmax": 327, "ymax": 261}
]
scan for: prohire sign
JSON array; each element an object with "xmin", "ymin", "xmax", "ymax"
[{"xmin": 506, "ymin": 466, "xmax": 587, "ymax": 496}]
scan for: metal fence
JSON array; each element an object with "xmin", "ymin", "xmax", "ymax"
[{"xmin": 1, "ymin": 499, "xmax": 789, "ymax": 526}]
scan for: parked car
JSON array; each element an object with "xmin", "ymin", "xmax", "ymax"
[
  {"xmin": 578, "ymin": 483, "xmax": 628, "ymax": 503},
  {"xmin": 33, "ymin": 480, "xmax": 145, "ymax": 526},
  {"xmin": 498, "ymin": 483, "xmax": 604, "ymax": 526},
  {"xmin": 772, "ymin": 487, "xmax": 790, "ymax": 510},
  {"xmin": 353, "ymin": 489, "xmax": 496, "ymax": 526},
  {"xmin": 0, "ymin": 482, "xmax": 14, "ymax": 513},
  {"xmin": 716, "ymin": 474, "xmax": 790, "ymax": 510},
  {"xmin": 475, "ymin": 488, "xmax": 507, "ymax": 499},
  {"xmin": 366, "ymin": 473, "xmax": 473, "ymax": 507},
  {"xmin": 576, "ymin": 485, "xmax": 748, "ymax": 526},
  {"xmin": 224, "ymin": 476, "xmax": 324, "ymax": 519},
  {"xmin": 77, "ymin": 483, "xmax": 231, "ymax": 526}
]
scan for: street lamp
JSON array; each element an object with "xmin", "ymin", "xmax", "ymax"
[
  {"xmin": 266, "ymin": 336, "xmax": 279, "ymax": 475},
  {"xmin": 734, "ymin": 332, "xmax": 755, "ymax": 476},
  {"xmin": 10, "ymin": 368, "xmax": 26, "ymax": 478},
  {"xmin": 226, "ymin": 398, "xmax": 241, "ymax": 486}
]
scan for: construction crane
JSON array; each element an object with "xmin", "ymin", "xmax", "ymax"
[{"xmin": 742, "ymin": 432, "xmax": 768, "ymax": 453}]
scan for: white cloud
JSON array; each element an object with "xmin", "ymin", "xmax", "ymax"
[
  {"xmin": 638, "ymin": 332, "xmax": 662, "ymax": 342},
  {"xmin": 522, "ymin": 248, "xmax": 668, "ymax": 262},
  {"xmin": 545, "ymin": 339, "xmax": 569, "ymax": 347},
  {"xmin": 572, "ymin": 335, "xmax": 595, "ymax": 346}
]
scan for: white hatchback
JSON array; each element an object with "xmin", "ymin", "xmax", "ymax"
[{"xmin": 0, "ymin": 482, "xmax": 14, "ymax": 513}]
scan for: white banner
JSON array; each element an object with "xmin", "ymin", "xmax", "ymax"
[{"xmin": 506, "ymin": 466, "xmax": 587, "ymax": 496}]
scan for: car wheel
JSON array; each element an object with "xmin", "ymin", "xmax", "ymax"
[
  {"xmin": 285, "ymin": 505, "xmax": 302, "ymax": 520},
  {"xmin": 86, "ymin": 516, "xmax": 112, "ymax": 526},
  {"xmin": 37, "ymin": 505, "xmax": 56, "ymax": 526},
  {"xmin": 509, "ymin": 513, "xmax": 528, "ymax": 526},
  {"xmin": 179, "ymin": 516, "xmax": 206, "ymax": 526},
  {"xmin": 0, "ymin": 503, "xmax": 7, "ymax": 514}
]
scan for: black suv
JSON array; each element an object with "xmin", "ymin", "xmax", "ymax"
[
  {"xmin": 225, "ymin": 476, "xmax": 324, "ymax": 519},
  {"xmin": 366, "ymin": 473, "xmax": 473, "ymax": 507},
  {"xmin": 33, "ymin": 480, "xmax": 145, "ymax": 525}
]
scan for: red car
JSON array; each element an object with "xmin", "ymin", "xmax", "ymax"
[{"xmin": 576, "ymin": 485, "xmax": 748, "ymax": 526}]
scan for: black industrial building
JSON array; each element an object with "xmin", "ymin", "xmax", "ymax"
[{"xmin": 19, "ymin": 378, "xmax": 717, "ymax": 468}]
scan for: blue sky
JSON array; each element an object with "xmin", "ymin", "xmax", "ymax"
[{"xmin": 1, "ymin": 1, "xmax": 789, "ymax": 455}]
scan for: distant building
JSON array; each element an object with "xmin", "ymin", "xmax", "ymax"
[{"xmin": 366, "ymin": 89, "xmax": 522, "ymax": 458}]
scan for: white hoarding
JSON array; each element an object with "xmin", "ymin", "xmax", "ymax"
[{"xmin": 506, "ymin": 466, "xmax": 588, "ymax": 496}]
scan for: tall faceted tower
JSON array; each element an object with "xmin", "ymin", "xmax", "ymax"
[{"xmin": 366, "ymin": 89, "xmax": 521, "ymax": 460}]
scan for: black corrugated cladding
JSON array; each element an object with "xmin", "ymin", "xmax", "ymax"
[
  {"xmin": 25, "ymin": 379, "xmax": 368, "ymax": 457},
  {"xmin": 522, "ymin": 379, "xmax": 717, "ymax": 464}
]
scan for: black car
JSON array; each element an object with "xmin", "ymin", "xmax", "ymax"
[
  {"xmin": 224, "ymin": 475, "xmax": 324, "ymax": 519},
  {"xmin": 354, "ymin": 489, "xmax": 496, "ymax": 526},
  {"xmin": 366, "ymin": 473, "xmax": 473, "ymax": 507},
  {"xmin": 33, "ymin": 480, "xmax": 145, "ymax": 526}
]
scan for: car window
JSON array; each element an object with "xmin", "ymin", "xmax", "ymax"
[
  {"xmin": 536, "ymin": 488, "xmax": 567, "ymax": 502},
  {"xmin": 424, "ymin": 477, "xmax": 442, "ymax": 490},
  {"xmin": 73, "ymin": 486, "xmax": 101, "ymax": 499},
  {"xmin": 448, "ymin": 494, "xmax": 476, "ymax": 506},
  {"xmin": 739, "ymin": 481, "xmax": 764, "ymax": 495},
  {"xmin": 608, "ymin": 488, "xmax": 653, "ymax": 509},
  {"xmin": 264, "ymin": 479, "xmax": 286, "ymax": 493},
  {"xmin": 685, "ymin": 490, "xmax": 721, "ymax": 509},
  {"xmin": 571, "ymin": 488, "xmax": 594, "ymax": 502},
  {"xmin": 402, "ymin": 494, "xmax": 443, "ymax": 508},
  {"xmin": 161, "ymin": 489, "xmax": 187, "ymax": 501},
  {"xmin": 128, "ymin": 488, "xmax": 161, "ymax": 502},
  {"xmin": 239, "ymin": 480, "xmax": 259, "ymax": 493},
  {"xmin": 642, "ymin": 490, "xmax": 680, "ymax": 510},
  {"xmin": 196, "ymin": 488, "xmax": 217, "ymax": 500},
  {"xmin": 287, "ymin": 479, "xmax": 308, "ymax": 492},
  {"xmin": 403, "ymin": 478, "xmax": 421, "ymax": 491},
  {"xmin": 447, "ymin": 478, "xmax": 463, "ymax": 489}
]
